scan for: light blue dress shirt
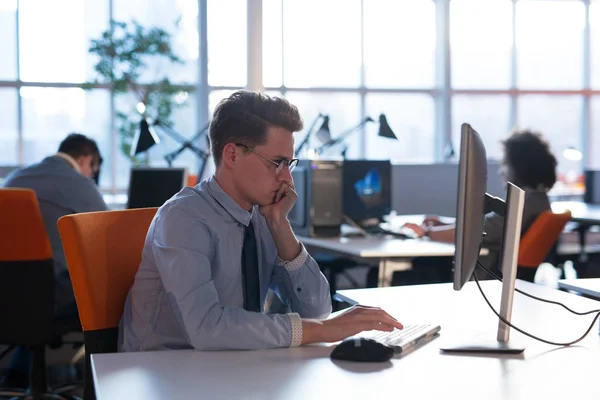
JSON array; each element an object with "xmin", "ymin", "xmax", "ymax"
[{"xmin": 119, "ymin": 176, "xmax": 332, "ymax": 351}]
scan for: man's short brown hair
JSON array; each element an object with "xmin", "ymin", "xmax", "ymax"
[{"xmin": 209, "ymin": 91, "xmax": 303, "ymax": 166}]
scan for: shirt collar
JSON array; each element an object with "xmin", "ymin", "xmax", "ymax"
[
  {"xmin": 206, "ymin": 176, "xmax": 254, "ymax": 226},
  {"xmin": 54, "ymin": 152, "xmax": 82, "ymax": 174}
]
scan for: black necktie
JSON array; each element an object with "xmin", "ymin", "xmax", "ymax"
[{"xmin": 242, "ymin": 221, "xmax": 260, "ymax": 312}]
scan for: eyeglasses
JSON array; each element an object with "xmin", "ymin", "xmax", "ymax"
[{"xmin": 235, "ymin": 143, "xmax": 299, "ymax": 174}]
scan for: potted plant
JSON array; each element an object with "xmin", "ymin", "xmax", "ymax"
[{"xmin": 86, "ymin": 20, "xmax": 189, "ymax": 164}]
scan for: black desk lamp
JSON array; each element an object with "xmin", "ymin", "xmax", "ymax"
[
  {"xmin": 315, "ymin": 113, "xmax": 397, "ymax": 158},
  {"xmin": 294, "ymin": 114, "xmax": 330, "ymax": 157},
  {"xmin": 131, "ymin": 119, "xmax": 211, "ymax": 185}
]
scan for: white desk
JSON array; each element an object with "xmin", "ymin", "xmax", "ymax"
[
  {"xmin": 559, "ymin": 278, "xmax": 600, "ymax": 300},
  {"xmin": 300, "ymin": 234, "xmax": 487, "ymax": 287},
  {"xmin": 92, "ymin": 281, "xmax": 600, "ymax": 400}
]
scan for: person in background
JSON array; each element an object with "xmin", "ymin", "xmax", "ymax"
[
  {"xmin": 119, "ymin": 90, "xmax": 403, "ymax": 352},
  {"xmin": 402, "ymin": 129, "xmax": 557, "ymax": 282},
  {"xmin": 1, "ymin": 133, "xmax": 107, "ymax": 388}
]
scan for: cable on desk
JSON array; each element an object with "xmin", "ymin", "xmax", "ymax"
[
  {"xmin": 477, "ymin": 261, "xmax": 600, "ymax": 316},
  {"xmin": 473, "ymin": 263, "xmax": 600, "ymax": 347}
]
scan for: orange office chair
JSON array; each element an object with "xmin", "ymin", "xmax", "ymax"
[
  {"xmin": 516, "ymin": 210, "xmax": 572, "ymax": 282},
  {"xmin": 186, "ymin": 174, "xmax": 199, "ymax": 187},
  {"xmin": 0, "ymin": 188, "xmax": 79, "ymax": 400},
  {"xmin": 57, "ymin": 207, "xmax": 158, "ymax": 400}
]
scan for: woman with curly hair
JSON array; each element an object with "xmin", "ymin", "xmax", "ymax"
[{"xmin": 402, "ymin": 129, "xmax": 557, "ymax": 283}]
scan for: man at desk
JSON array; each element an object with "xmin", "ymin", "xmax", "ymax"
[
  {"xmin": 119, "ymin": 91, "xmax": 402, "ymax": 352},
  {"xmin": 1, "ymin": 133, "xmax": 106, "ymax": 387},
  {"xmin": 403, "ymin": 129, "xmax": 557, "ymax": 278}
]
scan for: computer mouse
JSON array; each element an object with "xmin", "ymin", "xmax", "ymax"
[{"xmin": 330, "ymin": 338, "xmax": 394, "ymax": 362}]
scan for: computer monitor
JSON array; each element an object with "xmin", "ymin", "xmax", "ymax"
[
  {"xmin": 342, "ymin": 160, "xmax": 392, "ymax": 227},
  {"xmin": 127, "ymin": 167, "xmax": 187, "ymax": 209},
  {"xmin": 584, "ymin": 170, "xmax": 600, "ymax": 204},
  {"xmin": 442, "ymin": 123, "xmax": 526, "ymax": 354}
]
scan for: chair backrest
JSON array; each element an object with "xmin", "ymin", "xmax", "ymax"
[
  {"xmin": 186, "ymin": 174, "xmax": 198, "ymax": 187},
  {"xmin": 518, "ymin": 210, "xmax": 572, "ymax": 268},
  {"xmin": 0, "ymin": 188, "xmax": 52, "ymax": 261},
  {"xmin": 0, "ymin": 188, "xmax": 54, "ymax": 345},
  {"xmin": 57, "ymin": 207, "xmax": 158, "ymax": 332}
]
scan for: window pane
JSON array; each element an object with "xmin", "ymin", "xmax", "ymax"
[
  {"xmin": 207, "ymin": 0, "xmax": 247, "ymax": 86},
  {"xmin": 517, "ymin": 95, "xmax": 582, "ymax": 178},
  {"xmin": 19, "ymin": 0, "xmax": 109, "ymax": 83},
  {"xmin": 364, "ymin": 0, "xmax": 435, "ymax": 88},
  {"xmin": 21, "ymin": 88, "xmax": 112, "ymax": 188},
  {"xmin": 590, "ymin": 97, "xmax": 600, "ymax": 169},
  {"xmin": 365, "ymin": 94, "xmax": 435, "ymax": 162},
  {"xmin": 263, "ymin": 0, "xmax": 283, "ymax": 87},
  {"xmin": 591, "ymin": 0, "xmax": 600, "ymax": 88},
  {"xmin": 516, "ymin": 0, "xmax": 584, "ymax": 89},
  {"xmin": 113, "ymin": 0, "xmax": 199, "ymax": 84},
  {"xmin": 114, "ymin": 91, "xmax": 198, "ymax": 189},
  {"xmin": 452, "ymin": 95, "xmax": 511, "ymax": 162},
  {"xmin": 451, "ymin": 0, "xmax": 512, "ymax": 89},
  {"xmin": 283, "ymin": 0, "xmax": 361, "ymax": 88},
  {"xmin": 0, "ymin": 0, "xmax": 17, "ymax": 80},
  {"xmin": 284, "ymin": 92, "xmax": 361, "ymax": 158},
  {"xmin": 0, "ymin": 88, "xmax": 18, "ymax": 165}
]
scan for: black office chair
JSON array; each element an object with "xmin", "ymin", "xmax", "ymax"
[{"xmin": 0, "ymin": 188, "xmax": 81, "ymax": 400}]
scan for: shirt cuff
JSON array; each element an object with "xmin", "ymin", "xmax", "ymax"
[
  {"xmin": 276, "ymin": 243, "xmax": 309, "ymax": 272},
  {"xmin": 288, "ymin": 313, "xmax": 303, "ymax": 347}
]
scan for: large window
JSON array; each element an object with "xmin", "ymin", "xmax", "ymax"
[
  {"xmin": 364, "ymin": 0, "xmax": 436, "ymax": 89},
  {"xmin": 114, "ymin": 0, "xmax": 199, "ymax": 84},
  {"xmin": 285, "ymin": 92, "xmax": 361, "ymax": 158},
  {"xmin": 518, "ymin": 95, "xmax": 583, "ymax": 177},
  {"xmin": 591, "ymin": 96, "xmax": 600, "ymax": 169},
  {"xmin": 365, "ymin": 94, "xmax": 435, "ymax": 162},
  {"xmin": 452, "ymin": 95, "xmax": 512, "ymax": 162},
  {"xmin": 0, "ymin": 89, "xmax": 18, "ymax": 165},
  {"xmin": 516, "ymin": 0, "xmax": 585, "ymax": 89},
  {"xmin": 281, "ymin": 0, "xmax": 362, "ymax": 88},
  {"xmin": 591, "ymin": 0, "xmax": 600, "ymax": 88},
  {"xmin": 450, "ymin": 0, "xmax": 512, "ymax": 89},
  {"xmin": 19, "ymin": 0, "xmax": 109, "ymax": 83},
  {"xmin": 21, "ymin": 88, "xmax": 112, "ymax": 186},
  {"xmin": 0, "ymin": 1, "xmax": 17, "ymax": 80},
  {"xmin": 207, "ymin": 0, "xmax": 246, "ymax": 87},
  {"xmin": 2, "ymin": 0, "xmax": 200, "ymax": 192},
  {"xmin": 2, "ymin": 0, "xmax": 599, "ymax": 194}
]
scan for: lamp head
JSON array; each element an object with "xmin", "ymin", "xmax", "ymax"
[
  {"xmin": 130, "ymin": 119, "xmax": 160, "ymax": 157},
  {"xmin": 563, "ymin": 146, "xmax": 583, "ymax": 161},
  {"xmin": 315, "ymin": 116, "xmax": 331, "ymax": 144},
  {"xmin": 377, "ymin": 114, "xmax": 397, "ymax": 139}
]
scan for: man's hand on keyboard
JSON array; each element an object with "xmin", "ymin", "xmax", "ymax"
[{"xmin": 302, "ymin": 305, "xmax": 403, "ymax": 344}]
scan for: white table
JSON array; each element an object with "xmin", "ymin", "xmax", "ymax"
[
  {"xmin": 300, "ymin": 234, "xmax": 487, "ymax": 287},
  {"xmin": 559, "ymin": 278, "xmax": 600, "ymax": 300},
  {"xmin": 92, "ymin": 281, "xmax": 600, "ymax": 400}
]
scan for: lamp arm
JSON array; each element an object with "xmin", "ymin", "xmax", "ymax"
[
  {"xmin": 316, "ymin": 117, "xmax": 373, "ymax": 154},
  {"xmin": 159, "ymin": 122, "xmax": 210, "ymax": 164},
  {"xmin": 295, "ymin": 113, "xmax": 324, "ymax": 156}
]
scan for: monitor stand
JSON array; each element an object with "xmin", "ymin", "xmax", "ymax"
[{"xmin": 440, "ymin": 182, "xmax": 526, "ymax": 354}]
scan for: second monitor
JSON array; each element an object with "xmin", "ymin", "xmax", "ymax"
[
  {"xmin": 127, "ymin": 167, "xmax": 187, "ymax": 209},
  {"xmin": 343, "ymin": 160, "xmax": 392, "ymax": 228}
]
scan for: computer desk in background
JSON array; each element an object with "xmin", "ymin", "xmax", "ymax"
[
  {"xmin": 552, "ymin": 201, "xmax": 600, "ymax": 274},
  {"xmin": 91, "ymin": 280, "xmax": 600, "ymax": 400},
  {"xmin": 558, "ymin": 278, "xmax": 600, "ymax": 301},
  {"xmin": 299, "ymin": 216, "xmax": 487, "ymax": 287}
]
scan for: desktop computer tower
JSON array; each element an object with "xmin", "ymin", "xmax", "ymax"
[
  {"xmin": 585, "ymin": 170, "xmax": 600, "ymax": 204},
  {"xmin": 289, "ymin": 159, "xmax": 343, "ymax": 237}
]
